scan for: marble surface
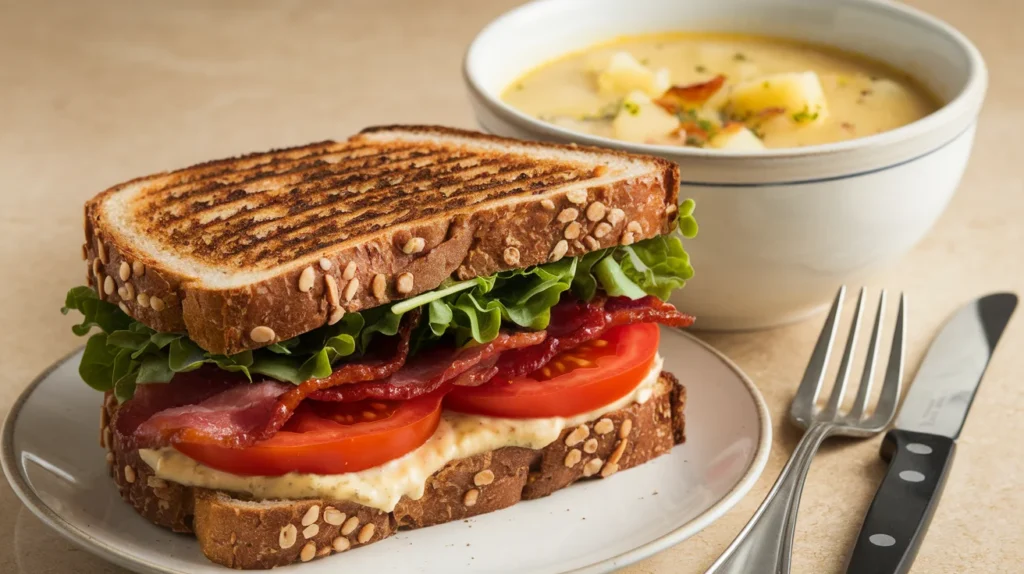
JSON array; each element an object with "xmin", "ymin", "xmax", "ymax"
[{"xmin": 1, "ymin": 0, "xmax": 1021, "ymax": 572}]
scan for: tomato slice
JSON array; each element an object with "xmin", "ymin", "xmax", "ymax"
[
  {"xmin": 174, "ymin": 391, "xmax": 443, "ymax": 476},
  {"xmin": 444, "ymin": 323, "xmax": 659, "ymax": 418}
]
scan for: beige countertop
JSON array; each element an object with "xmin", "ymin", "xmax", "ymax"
[{"xmin": 1, "ymin": 0, "xmax": 1021, "ymax": 572}]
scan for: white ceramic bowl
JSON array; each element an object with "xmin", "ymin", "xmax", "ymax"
[{"xmin": 463, "ymin": 0, "xmax": 986, "ymax": 330}]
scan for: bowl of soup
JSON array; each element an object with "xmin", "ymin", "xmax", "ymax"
[{"xmin": 463, "ymin": 0, "xmax": 986, "ymax": 330}]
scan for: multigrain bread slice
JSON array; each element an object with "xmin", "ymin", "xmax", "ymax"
[
  {"xmin": 81, "ymin": 125, "xmax": 680, "ymax": 355},
  {"xmin": 102, "ymin": 373, "xmax": 686, "ymax": 569}
]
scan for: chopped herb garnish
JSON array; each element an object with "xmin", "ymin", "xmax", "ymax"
[
  {"xmin": 640, "ymin": 58, "xmax": 651, "ymax": 65},
  {"xmin": 792, "ymin": 105, "xmax": 820, "ymax": 123},
  {"xmin": 762, "ymin": 81, "xmax": 770, "ymax": 89},
  {"xmin": 579, "ymin": 99, "xmax": 623, "ymax": 122},
  {"xmin": 723, "ymin": 107, "xmax": 753, "ymax": 123},
  {"xmin": 623, "ymin": 101, "xmax": 641, "ymax": 116},
  {"xmin": 695, "ymin": 65, "xmax": 707, "ymax": 73},
  {"xmin": 514, "ymin": 83, "xmax": 525, "ymax": 91},
  {"xmin": 675, "ymin": 108, "xmax": 699, "ymax": 123},
  {"xmin": 860, "ymin": 89, "xmax": 873, "ymax": 97},
  {"xmin": 870, "ymin": 75, "xmax": 880, "ymax": 82},
  {"xmin": 733, "ymin": 52, "xmax": 747, "ymax": 62}
]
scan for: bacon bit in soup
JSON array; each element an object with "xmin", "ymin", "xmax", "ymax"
[
  {"xmin": 654, "ymin": 75, "xmax": 726, "ymax": 113},
  {"xmin": 676, "ymin": 121, "xmax": 711, "ymax": 147},
  {"xmin": 739, "ymin": 107, "xmax": 784, "ymax": 138}
]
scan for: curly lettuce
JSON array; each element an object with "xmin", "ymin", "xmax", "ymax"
[{"xmin": 63, "ymin": 201, "xmax": 697, "ymax": 401}]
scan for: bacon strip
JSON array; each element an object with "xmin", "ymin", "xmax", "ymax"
[
  {"xmin": 135, "ymin": 381, "xmax": 290, "ymax": 448},
  {"xmin": 132, "ymin": 311, "xmax": 420, "ymax": 448},
  {"xmin": 264, "ymin": 309, "xmax": 421, "ymax": 435},
  {"xmin": 310, "ymin": 330, "xmax": 546, "ymax": 402},
  {"xmin": 492, "ymin": 296, "xmax": 693, "ymax": 383},
  {"xmin": 654, "ymin": 75, "xmax": 726, "ymax": 113},
  {"xmin": 125, "ymin": 298, "xmax": 693, "ymax": 449},
  {"xmin": 114, "ymin": 371, "xmax": 245, "ymax": 447}
]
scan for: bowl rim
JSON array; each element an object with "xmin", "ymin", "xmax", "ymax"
[{"xmin": 462, "ymin": 0, "xmax": 988, "ymax": 161}]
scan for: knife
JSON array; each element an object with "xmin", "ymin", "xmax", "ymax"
[{"xmin": 846, "ymin": 292, "xmax": 1018, "ymax": 574}]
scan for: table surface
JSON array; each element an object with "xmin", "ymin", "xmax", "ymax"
[{"xmin": 2, "ymin": 0, "xmax": 1021, "ymax": 572}]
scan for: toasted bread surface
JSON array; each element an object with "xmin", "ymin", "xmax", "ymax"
[
  {"xmin": 103, "ymin": 373, "xmax": 685, "ymax": 569},
  {"xmin": 82, "ymin": 126, "xmax": 680, "ymax": 354}
]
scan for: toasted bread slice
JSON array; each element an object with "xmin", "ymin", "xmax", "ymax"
[
  {"xmin": 82, "ymin": 126, "xmax": 680, "ymax": 354},
  {"xmin": 103, "ymin": 373, "xmax": 686, "ymax": 569}
]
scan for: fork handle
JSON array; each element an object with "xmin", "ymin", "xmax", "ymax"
[
  {"xmin": 706, "ymin": 423, "xmax": 832, "ymax": 574},
  {"xmin": 846, "ymin": 430, "xmax": 956, "ymax": 574}
]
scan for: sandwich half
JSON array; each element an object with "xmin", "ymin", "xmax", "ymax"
[{"xmin": 63, "ymin": 125, "xmax": 699, "ymax": 569}]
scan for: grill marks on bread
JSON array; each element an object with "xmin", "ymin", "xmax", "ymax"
[
  {"xmin": 134, "ymin": 142, "xmax": 592, "ymax": 270},
  {"xmin": 85, "ymin": 125, "xmax": 680, "ymax": 355}
]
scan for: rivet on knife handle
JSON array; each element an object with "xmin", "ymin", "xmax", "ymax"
[{"xmin": 845, "ymin": 429, "xmax": 956, "ymax": 574}]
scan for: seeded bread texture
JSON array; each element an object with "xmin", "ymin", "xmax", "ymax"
[
  {"xmin": 102, "ymin": 373, "xmax": 686, "ymax": 569},
  {"xmin": 82, "ymin": 125, "xmax": 680, "ymax": 355}
]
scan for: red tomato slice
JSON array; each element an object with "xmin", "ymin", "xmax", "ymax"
[
  {"xmin": 174, "ymin": 391, "xmax": 443, "ymax": 476},
  {"xmin": 444, "ymin": 323, "xmax": 659, "ymax": 418}
]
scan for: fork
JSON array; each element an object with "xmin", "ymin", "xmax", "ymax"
[{"xmin": 706, "ymin": 286, "xmax": 906, "ymax": 574}]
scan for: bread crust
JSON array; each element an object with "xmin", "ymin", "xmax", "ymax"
[
  {"xmin": 82, "ymin": 125, "xmax": 680, "ymax": 355},
  {"xmin": 102, "ymin": 373, "xmax": 685, "ymax": 569}
]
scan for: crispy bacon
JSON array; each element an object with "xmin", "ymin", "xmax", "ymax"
[
  {"xmin": 492, "ymin": 296, "xmax": 693, "ymax": 383},
  {"xmin": 654, "ymin": 75, "xmax": 726, "ymax": 113},
  {"xmin": 310, "ymin": 330, "xmax": 546, "ymax": 402},
  {"xmin": 114, "ymin": 371, "xmax": 245, "ymax": 446},
  {"xmin": 605, "ymin": 294, "xmax": 697, "ymax": 327},
  {"xmin": 124, "ymin": 298, "xmax": 693, "ymax": 450},
  {"xmin": 265, "ymin": 309, "xmax": 421, "ymax": 434},
  {"xmin": 134, "ymin": 381, "xmax": 290, "ymax": 448},
  {"xmin": 133, "ymin": 311, "xmax": 420, "ymax": 448}
]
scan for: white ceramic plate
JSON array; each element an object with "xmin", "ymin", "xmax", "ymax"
[{"xmin": 2, "ymin": 327, "xmax": 770, "ymax": 573}]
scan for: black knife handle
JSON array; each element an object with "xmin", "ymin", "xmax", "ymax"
[{"xmin": 846, "ymin": 429, "xmax": 956, "ymax": 574}]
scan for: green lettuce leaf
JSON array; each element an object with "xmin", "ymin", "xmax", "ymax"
[
  {"xmin": 78, "ymin": 333, "xmax": 117, "ymax": 391},
  {"xmin": 62, "ymin": 199, "xmax": 698, "ymax": 400},
  {"xmin": 61, "ymin": 286, "xmax": 132, "ymax": 336},
  {"xmin": 617, "ymin": 234, "xmax": 695, "ymax": 300}
]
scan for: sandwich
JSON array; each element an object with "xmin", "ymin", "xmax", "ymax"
[{"xmin": 61, "ymin": 125, "xmax": 699, "ymax": 569}]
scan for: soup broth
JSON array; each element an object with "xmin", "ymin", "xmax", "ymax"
[{"xmin": 502, "ymin": 33, "xmax": 939, "ymax": 150}]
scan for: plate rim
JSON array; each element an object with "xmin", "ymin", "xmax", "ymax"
[{"xmin": 2, "ymin": 331, "xmax": 772, "ymax": 574}]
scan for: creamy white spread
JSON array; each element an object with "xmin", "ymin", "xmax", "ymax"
[{"xmin": 140, "ymin": 354, "xmax": 664, "ymax": 511}]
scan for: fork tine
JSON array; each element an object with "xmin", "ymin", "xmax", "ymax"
[
  {"xmin": 789, "ymin": 286, "xmax": 845, "ymax": 424},
  {"xmin": 821, "ymin": 287, "xmax": 866, "ymax": 418},
  {"xmin": 866, "ymin": 293, "xmax": 906, "ymax": 428},
  {"xmin": 848, "ymin": 290, "xmax": 887, "ymax": 420}
]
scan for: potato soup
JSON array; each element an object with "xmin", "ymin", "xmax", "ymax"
[{"xmin": 502, "ymin": 33, "xmax": 940, "ymax": 150}]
